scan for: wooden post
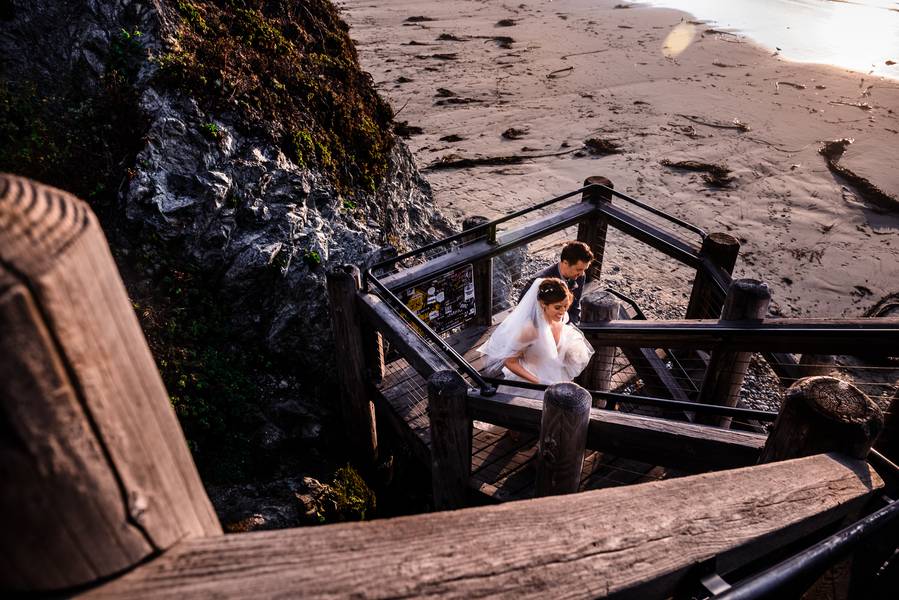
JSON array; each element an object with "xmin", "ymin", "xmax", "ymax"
[
  {"xmin": 462, "ymin": 215, "xmax": 494, "ymax": 327},
  {"xmin": 760, "ymin": 377, "xmax": 884, "ymax": 463},
  {"xmin": 361, "ymin": 322, "xmax": 386, "ymax": 384},
  {"xmin": 0, "ymin": 175, "xmax": 222, "ymax": 593},
  {"xmin": 874, "ymin": 389, "xmax": 899, "ymax": 464},
  {"xmin": 685, "ymin": 232, "xmax": 740, "ymax": 319},
  {"xmin": 577, "ymin": 176, "xmax": 613, "ymax": 283},
  {"xmin": 697, "ymin": 278, "xmax": 771, "ymax": 428},
  {"xmin": 326, "ymin": 265, "xmax": 378, "ymax": 464},
  {"xmin": 758, "ymin": 376, "xmax": 884, "ymax": 600},
  {"xmin": 535, "ymin": 383, "xmax": 592, "ymax": 496},
  {"xmin": 577, "ymin": 289, "xmax": 619, "ymax": 406},
  {"xmin": 427, "ymin": 370, "xmax": 471, "ymax": 510}
]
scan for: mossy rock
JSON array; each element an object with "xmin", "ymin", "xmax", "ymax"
[{"xmin": 158, "ymin": 0, "xmax": 395, "ymax": 193}]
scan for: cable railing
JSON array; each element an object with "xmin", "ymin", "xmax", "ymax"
[
  {"xmin": 364, "ymin": 182, "xmax": 706, "ymax": 288},
  {"xmin": 481, "ymin": 376, "xmax": 777, "ymax": 422},
  {"xmin": 361, "ymin": 180, "xmax": 898, "ymax": 432}
]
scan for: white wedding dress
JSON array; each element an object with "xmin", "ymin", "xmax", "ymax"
[{"xmin": 477, "ymin": 278, "xmax": 595, "ymax": 386}]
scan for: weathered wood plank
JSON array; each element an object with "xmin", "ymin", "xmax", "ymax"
[
  {"xmin": 326, "ymin": 266, "xmax": 378, "ymax": 462},
  {"xmin": 0, "ymin": 175, "xmax": 221, "ymax": 592},
  {"xmin": 380, "ymin": 202, "xmax": 596, "ymax": 292},
  {"xmin": 87, "ymin": 455, "xmax": 882, "ymax": 600},
  {"xmin": 467, "ymin": 390, "xmax": 766, "ymax": 472},
  {"xmin": 579, "ymin": 318, "xmax": 899, "ymax": 354}
]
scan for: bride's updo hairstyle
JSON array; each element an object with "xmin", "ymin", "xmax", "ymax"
[{"xmin": 537, "ymin": 278, "xmax": 572, "ymax": 305}]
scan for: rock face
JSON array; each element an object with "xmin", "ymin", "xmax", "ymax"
[
  {"xmin": 129, "ymin": 87, "xmax": 447, "ymax": 364},
  {"xmin": 0, "ymin": 0, "xmax": 451, "ymax": 370}
]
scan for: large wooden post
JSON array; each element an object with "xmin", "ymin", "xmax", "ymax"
[
  {"xmin": 760, "ymin": 377, "xmax": 884, "ymax": 463},
  {"xmin": 535, "ymin": 383, "xmax": 592, "ymax": 496},
  {"xmin": 685, "ymin": 232, "xmax": 740, "ymax": 319},
  {"xmin": 577, "ymin": 176, "xmax": 613, "ymax": 283},
  {"xmin": 0, "ymin": 175, "xmax": 222, "ymax": 593},
  {"xmin": 577, "ymin": 289, "xmax": 619, "ymax": 406},
  {"xmin": 759, "ymin": 376, "xmax": 884, "ymax": 600},
  {"xmin": 427, "ymin": 370, "xmax": 471, "ymax": 510},
  {"xmin": 462, "ymin": 215, "xmax": 494, "ymax": 327},
  {"xmin": 326, "ymin": 265, "xmax": 378, "ymax": 464},
  {"xmin": 697, "ymin": 279, "xmax": 771, "ymax": 428}
]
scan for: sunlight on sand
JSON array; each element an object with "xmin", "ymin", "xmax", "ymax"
[
  {"xmin": 642, "ymin": 0, "xmax": 899, "ymax": 79},
  {"xmin": 661, "ymin": 22, "xmax": 697, "ymax": 58}
]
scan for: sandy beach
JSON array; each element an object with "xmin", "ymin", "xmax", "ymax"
[{"xmin": 342, "ymin": 0, "xmax": 899, "ymax": 319}]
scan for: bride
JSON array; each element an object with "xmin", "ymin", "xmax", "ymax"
[{"xmin": 477, "ymin": 277, "xmax": 595, "ymax": 385}]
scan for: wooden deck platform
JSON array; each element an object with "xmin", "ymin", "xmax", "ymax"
[{"xmin": 375, "ymin": 311, "xmax": 678, "ymax": 502}]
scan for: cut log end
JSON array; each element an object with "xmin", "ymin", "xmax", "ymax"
[
  {"xmin": 581, "ymin": 290, "xmax": 619, "ymax": 321},
  {"xmin": 762, "ymin": 376, "xmax": 884, "ymax": 462},
  {"xmin": 544, "ymin": 382, "xmax": 592, "ymax": 413},
  {"xmin": 706, "ymin": 231, "xmax": 740, "ymax": 247},
  {"xmin": 791, "ymin": 377, "xmax": 883, "ymax": 427},
  {"xmin": 427, "ymin": 370, "xmax": 468, "ymax": 398},
  {"xmin": 582, "ymin": 176, "xmax": 613, "ymax": 203}
]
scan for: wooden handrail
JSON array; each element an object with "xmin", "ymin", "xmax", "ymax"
[
  {"xmin": 357, "ymin": 293, "xmax": 454, "ymax": 377},
  {"xmin": 468, "ymin": 389, "xmax": 766, "ymax": 472},
  {"xmin": 380, "ymin": 202, "xmax": 596, "ymax": 292},
  {"xmin": 599, "ymin": 202, "xmax": 701, "ymax": 267},
  {"xmin": 579, "ymin": 317, "xmax": 899, "ymax": 354},
  {"xmin": 85, "ymin": 454, "xmax": 883, "ymax": 599}
]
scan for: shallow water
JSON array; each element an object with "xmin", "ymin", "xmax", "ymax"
[{"xmin": 637, "ymin": 0, "xmax": 899, "ymax": 79}]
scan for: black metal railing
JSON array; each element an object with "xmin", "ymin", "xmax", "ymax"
[{"xmin": 482, "ymin": 376, "xmax": 777, "ymax": 422}]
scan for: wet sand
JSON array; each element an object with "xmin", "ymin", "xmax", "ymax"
[{"xmin": 342, "ymin": 0, "xmax": 899, "ymax": 318}]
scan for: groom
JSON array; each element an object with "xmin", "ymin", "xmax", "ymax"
[{"xmin": 519, "ymin": 241, "xmax": 594, "ymax": 325}]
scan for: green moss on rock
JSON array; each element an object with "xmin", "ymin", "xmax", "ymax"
[{"xmin": 158, "ymin": 0, "xmax": 395, "ymax": 192}]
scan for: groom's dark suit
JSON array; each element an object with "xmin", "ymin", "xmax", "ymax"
[{"xmin": 518, "ymin": 263, "xmax": 585, "ymax": 325}]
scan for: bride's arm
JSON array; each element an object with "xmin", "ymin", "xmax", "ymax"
[
  {"xmin": 503, "ymin": 356, "xmax": 541, "ymax": 384},
  {"xmin": 503, "ymin": 324, "xmax": 540, "ymax": 384}
]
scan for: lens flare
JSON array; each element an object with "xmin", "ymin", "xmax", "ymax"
[{"xmin": 662, "ymin": 22, "xmax": 697, "ymax": 58}]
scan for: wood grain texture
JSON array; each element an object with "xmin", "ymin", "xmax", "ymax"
[
  {"xmin": 685, "ymin": 232, "xmax": 740, "ymax": 319},
  {"xmin": 326, "ymin": 265, "xmax": 378, "ymax": 463},
  {"xmin": 761, "ymin": 377, "xmax": 884, "ymax": 462},
  {"xmin": 0, "ymin": 175, "xmax": 221, "ymax": 592},
  {"xmin": 86, "ymin": 454, "xmax": 882, "ymax": 600},
  {"xmin": 428, "ymin": 371, "xmax": 472, "ymax": 509},
  {"xmin": 536, "ymin": 383, "xmax": 591, "ymax": 495}
]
